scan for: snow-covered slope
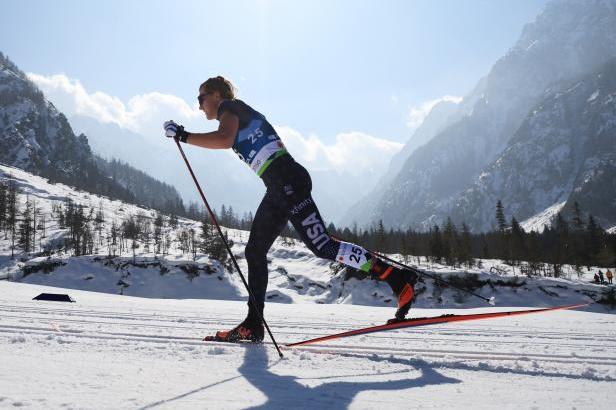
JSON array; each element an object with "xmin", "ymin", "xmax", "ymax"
[
  {"xmin": 1, "ymin": 162, "xmax": 613, "ymax": 313},
  {"xmin": 520, "ymin": 201, "xmax": 567, "ymax": 233},
  {"xmin": 1, "ymin": 162, "xmax": 615, "ymax": 409},
  {"xmin": 0, "ymin": 280, "xmax": 614, "ymax": 409}
]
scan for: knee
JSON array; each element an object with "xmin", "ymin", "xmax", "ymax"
[
  {"xmin": 244, "ymin": 241, "xmax": 265, "ymax": 264},
  {"xmin": 310, "ymin": 239, "xmax": 338, "ymax": 261}
]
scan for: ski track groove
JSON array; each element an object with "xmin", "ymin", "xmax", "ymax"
[
  {"xmin": 2, "ymin": 322, "xmax": 616, "ymax": 367},
  {"xmin": 0, "ymin": 305, "xmax": 616, "ymax": 347},
  {"xmin": 1, "ymin": 303, "xmax": 612, "ymax": 340},
  {"xmin": 2, "ymin": 312, "xmax": 615, "ymax": 349},
  {"xmin": 2, "ymin": 325, "xmax": 614, "ymax": 368}
]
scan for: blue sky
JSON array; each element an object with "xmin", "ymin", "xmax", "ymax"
[{"xmin": 1, "ymin": 0, "xmax": 548, "ymax": 143}]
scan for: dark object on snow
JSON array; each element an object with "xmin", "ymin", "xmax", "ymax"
[{"xmin": 32, "ymin": 293, "xmax": 76, "ymax": 303}]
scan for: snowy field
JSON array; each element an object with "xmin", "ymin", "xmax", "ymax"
[
  {"xmin": 1, "ymin": 281, "xmax": 615, "ymax": 410},
  {"xmin": 1, "ymin": 163, "xmax": 616, "ymax": 409}
]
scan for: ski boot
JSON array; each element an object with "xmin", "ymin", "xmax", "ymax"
[
  {"xmin": 204, "ymin": 317, "xmax": 264, "ymax": 343},
  {"xmin": 370, "ymin": 260, "xmax": 418, "ymax": 324}
]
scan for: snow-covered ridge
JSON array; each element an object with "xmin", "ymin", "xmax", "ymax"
[{"xmin": 520, "ymin": 201, "xmax": 567, "ymax": 233}]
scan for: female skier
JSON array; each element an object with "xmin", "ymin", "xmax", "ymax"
[{"xmin": 164, "ymin": 76, "xmax": 418, "ymax": 342}]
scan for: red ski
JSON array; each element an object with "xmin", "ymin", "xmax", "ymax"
[{"xmin": 286, "ymin": 303, "xmax": 590, "ymax": 347}]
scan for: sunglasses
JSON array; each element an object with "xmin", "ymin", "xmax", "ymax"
[{"xmin": 198, "ymin": 92, "xmax": 212, "ymax": 105}]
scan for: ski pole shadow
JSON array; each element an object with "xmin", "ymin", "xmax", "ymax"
[{"xmin": 239, "ymin": 346, "xmax": 461, "ymax": 410}]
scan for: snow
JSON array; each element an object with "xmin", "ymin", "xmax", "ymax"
[
  {"xmin": 520, "ymin": 200, "xmax": 567, "ymax": 233},
  {"xmin": 588, "ymin": 90, "xmax": 600, "ymax": 102},
  {"xmin": 0, "ymin": 281, "xmax": 614, "ymax": 409}
]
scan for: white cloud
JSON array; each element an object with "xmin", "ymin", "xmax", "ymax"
[
  {"xmin": 27, "ymin": 72, "xmax": 402, "ymax": 176},
  {"xmin": 27, "ymin": 73, "xmax": 202, "ymax": 138},
  {"xmin": 406, "ymin": 95, "xmax": 462, "ymax": 130},
  {"xmin": 277, "ymin": 126, "xmax": 402, "ymax": 176}
]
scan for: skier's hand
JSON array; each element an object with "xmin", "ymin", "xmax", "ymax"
[{"xmin": 163, "ymin": 120, "xmax": 189, "ymax": 143}]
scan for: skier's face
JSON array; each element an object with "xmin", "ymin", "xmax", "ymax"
[{"xmin": 198, "ymin": 87, "xmax": 222, "ymax": 120}]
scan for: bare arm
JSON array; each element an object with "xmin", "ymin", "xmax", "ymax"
[{"xmin": 186, "ymin": 111, "xmax": 239, "ymax": 149}]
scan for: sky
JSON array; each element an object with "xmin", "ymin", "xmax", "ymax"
[{"xmin": 0, "ymin": 0, "xmax": 549, "ymax": 147}]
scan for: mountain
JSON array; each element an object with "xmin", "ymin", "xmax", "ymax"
[
  {"xmin": 451, "ymin": 57, "xmax": 616, "ymax": 231},
  {"xmin": 343, "ymin": 0, "xmax": 616, "ymax": 232},
  {"xmin": 0, "ymin": 52, "xmax": 186, "ymax": 215},
  {"xmin": 0, "ymin": 52, "xmax": 138, "ymax": 201},
  {"xmin": 0, "ymin": 52, "xmax": 134, "ymax": 202}
]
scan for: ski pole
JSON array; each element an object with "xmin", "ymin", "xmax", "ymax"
[
  {"xmin": 331, "ymin": 235, "xmax": 496, "ymax": 306},
  {"xmin": 173, "ymin": 137, "xmax": 284, "ymax": 357}
]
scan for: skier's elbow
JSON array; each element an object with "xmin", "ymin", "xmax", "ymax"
[{"xmin": 222, "ymin": 133, "xmax": 235, "ymax": 149}]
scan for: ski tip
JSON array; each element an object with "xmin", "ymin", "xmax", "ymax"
[{"xmin": 488, "ymin": 296, "xmax": 496, "ymax": 306}]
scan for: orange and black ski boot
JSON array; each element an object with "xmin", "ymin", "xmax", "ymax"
[
  {"xmin": 370, "ymin": 259, "xmax": 418, "ymax": 324},
  {"xmin": 204, "ymin": 318, "xmax": 265, "ymax": 343}
]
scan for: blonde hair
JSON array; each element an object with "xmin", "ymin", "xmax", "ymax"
[{"xmin": 200, "ymin": 76, "xmax": 236, "ymax": 99}]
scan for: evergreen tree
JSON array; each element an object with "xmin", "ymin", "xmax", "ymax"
[
  {"xmin": 551, "ymin": 213, "xmax": 570, "ymax": 277},
  {"xmin": 6, "ymin": 178, "xmax": 19, "ymax": 258},
  {"xmin": 94, "ymin": 203, "xmax": 105, "ymax": 246},
  {"xmin": 586, "ymin": 215, "xmax": 602, "ymax": 266},
  {"xmin": 0, "ymin": 179, "xmax": 7, "ymax": 232},
  {"xmin": 122, "ymin": 215, "xmax": 140, "ymax": 261},
  {"xmin": 153, "ymin": 213, "xmax": 164, "ymax": 254},
  {"xmin": 169, "ymin": 213, "xmax": 179, "ymax": 229},
  {"xmin": 18, "ymin": 197, "xmax": 33, "ymax": 253},
  {"xmin": 109, "ymin": 219, "xmax": 119, "ymax": 256},
  {"xmin": 199, "ymin": 218, "xmax": 214, "ymax": 253},
  {"xmin": 496, "ymin": 200, "xmax": 507, "ymax": 231},
  {"xmin": 459, "ymin": 223, "xmax": 473, "ymax": 267},
  {"xmin": 572, "ymin": 201, "xmax": 584, "ymax": 231},
  {"xmin": 442, "ymin": 217, "xmax": 458, "ymax": 267},
  {"xmin": 375, "ymin": 220, "xmax": 386, "ymax": 251},
  {"xmin": 429, "ymin": 225, "xmax": 444, "ymax": 264},
  {"xmin": 509, "ymin": 216, "xmax": 526, "ymax": 266}
]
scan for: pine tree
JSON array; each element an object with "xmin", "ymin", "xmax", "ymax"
[
  {"xmin": 429, "ymin": 225, "xmax": 444, "ymax": 264},
  {"xmin": 572, "ymin": 201, "xmax": 584, "ymax": 231},
  {"xmin": 199, "ymin": 218, "xmax": 214, "ymax": 253},
  {"xmin": 442, "ymin": 217, "xmax": 458, "ymax": 267},
  {"xmin": 18, "ymin": 197, "xmax": 33, "ymax": 253},
  {"xmin": 31, "ymin": 199, "xmax": 40, "ymax": 252},
  {"xmin": 94, "ymin": 203, "xmax": 105, "ymax": 246},
  {"xmin": 0, "ymin": 179, "xmax": 7, "ymax": 232},
  {"xmin": 6, "ymin": 178, "xmax": 19, "ymax": 258},
  {"xmin": 509, "ymin": 216, "xmax": 526, "ymax": 266},
  {"xmin": 586, "ymin": 215, "xmax": 602, "ymax": 266},
  {"xmin": 153, "ymin": 213, "xmax": 164, "ymax": 254},
  {"xmin": 459, "ymin": 223, "xmax": 473, "ymax": 267},
  {"xmin": 551, "ymin": 213, "xmax": 570, "ymax": 277},
  {"xmin": 496, "ymin": 200, "xmax": 507, "ymax": 232},
  {"xmin": 375, "ymin": 220, "xmax": 386, "ymax": 251},
  {"xmin": 169, "ymin": 213, "xmax": 179, "ymax": 229}
]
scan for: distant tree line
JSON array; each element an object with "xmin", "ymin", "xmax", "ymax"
[{"xmin": 323, "ymin": 200, "xmax": 616, "ymax": 277}]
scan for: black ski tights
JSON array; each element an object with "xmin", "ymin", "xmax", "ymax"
[{"xmin": 244, "ymin": 155, "xmax": 384, "ymax": 322}]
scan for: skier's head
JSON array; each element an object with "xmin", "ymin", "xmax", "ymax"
[{"xmin": 198, "ymin": 76, "xmax": 236, "ymax": 120}]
